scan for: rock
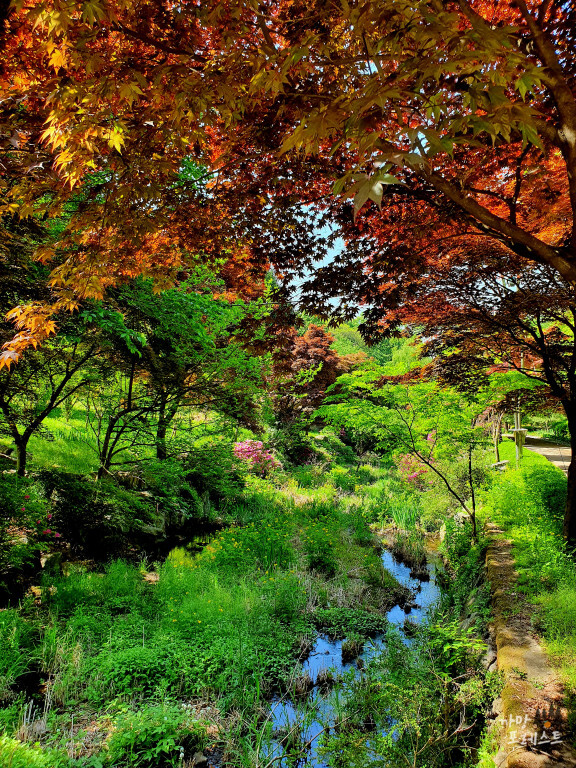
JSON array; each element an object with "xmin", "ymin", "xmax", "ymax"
[
  {"xmin": 41, "ymin": 552, "xmax": 62, "ymax": 575},
  {"xmin": 192, "ymin": 752, "xmax": 208, "ymax": 768}
]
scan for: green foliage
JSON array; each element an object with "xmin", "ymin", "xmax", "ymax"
[
  {"xmin": 539, "ymin": 588, "xmax": 576, "ymax": 642},
  {"xmin": 482, "ymin": 449, "xmax": 567, "ymax": 592},
  {"xmin": 330, "ymin": 320, "xmax": 393, "ymax": 366},
  {"xmin": 0, "ymin": 349, "xmax": 506, "ymax": 768},
  {"xmin": 0, "ymin": 610, "xmax": 36, "ymax": 702},
  {"xmin": 302, "ymin": 524, "xmax": 337, "ymax": 575},
  {"xmin": 270, "ymin": 422, "xmax": 318, "ymax": 465},
  {"xmin": 197, "ymin": 521, "xmax": 295, "ymax": 573},
  {"xmin": 37, "ymin": 471, "xmax": 155, "ymax": 555},
  {"xmin": 391, "ymin": 530, "xmax": 426, "ymax": 567},
  {"xmin": 43, "ymin": 559, "xmax": 153, "ymax": 618},
  {"xmin": 183, "ymin": 441, "xmax": 245, "ymax": 503},
  {"xmin": 80, "ymin": 304, "xmax": 147, "ymax": 355},
  {"xmin": 313, "ymin": 607, "xmax": 388, "ymax": 638},
  {"xmin": 0, "ymin": 475, "xmax": 49, "ymax": 594},
  {"xmin": 142, "ymin": 459, "xmax": 202, "ymax": 518},
  {"xmin": 0, "ymin": 736, "xmax": 72, "ymax": 768},
  {"xmin": 439, "ymin": 522, "xmax": 492, "ymax": 630},
  {"xmin": 92, "ymin": 645, "xmax": 181, "ymax": 700},
  {"xmin": 320, "ymin": 621, "xmax": 496, "ymax": 768},
  {"xmin": 105, "ymin": 704, "xmax": 206, "ymax": 767},
  {"xmin": 427, "ymin": 619, "xmax": 484, "ymax": 672}
]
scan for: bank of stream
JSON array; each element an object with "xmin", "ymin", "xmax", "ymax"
[{"xmin": 261, "ymin": 547, "xmax": 441, "ymax": 767}]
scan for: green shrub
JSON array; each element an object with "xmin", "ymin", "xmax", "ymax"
[
  {"xmin": 92, "ymin": 645, "xmax": 180, "ymax": 700},
  {"xmin": 327, "ymin": 466, "xmax": 357, "ymax": 492},
  {"xmin": 303, "ymin": 526, "xmax": 337, "ymax": 576},
  {"xmin": 551, "ymin": 419, "xmax": 570, "ymax": 441},
  {"xmin": 0, "ymin": 610, "xmax": 36, "ymax": 702},
  {"xmin": 270, "ymin": 424, "xmax": 317, "ymax": 465},
  {"xmin": 142, "ymin": 459, "xmax": 203, "ymax": 519},
  {"xmin": 0, "ymin": 736, "xmax": 72, "ymax": 768},
  {"xmin": 105, "ymin": 703, "xmax": 206, "ymax": 767},
  {"xmin": 37, "ymin": 471, "xmax": 155, "ymax": 556},
  {"xmin": 0, "ymin": 475, "xmax": 48, "ymax": 595},
  {"xmin": 482, "ymin": 458, "xmax": 569, "ymax": 593},
  {"xmin": 183, "ymin": 442, "xmax": 244, "ymax": 503}
]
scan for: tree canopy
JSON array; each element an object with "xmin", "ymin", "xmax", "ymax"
[{"xmin": 2, "ymin": 0, "xmax": 576, "ymax": 357}]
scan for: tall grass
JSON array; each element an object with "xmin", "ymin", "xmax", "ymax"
[{"xmin": 483, "ymin": 443, "xmax": 576, "ymax": 703}]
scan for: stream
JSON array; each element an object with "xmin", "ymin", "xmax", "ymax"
[{"xmin": 265, "ymin": 548, "xmax": 441, "ymax": 767}]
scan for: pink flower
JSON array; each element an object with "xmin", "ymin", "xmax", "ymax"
[
  {"xmin": 47, "ymin": 514, "xmax": 52, "ymax": 520},
  {"xmin": 24, "ymin": 495, "xmax": 30, "ymax": 500},
  {"xmin": 55, "ymin": 533, "xmax": 61, "ymax": 538},
  {"xmin": 45, "ymin": 528, "xmax": 51, "ymax": 534},
  {"xmin": 21, "ymin": 506, "xmax": 25, "ymax": 511},
  {"xmin": 42, "ymin": 529, "xmax": 48, "ymax": 535}
]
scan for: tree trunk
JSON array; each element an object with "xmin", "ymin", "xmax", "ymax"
[
  {"xmin": 97, "ymin": 418, "xmax": 117, "ymax": 480},
  {"xmin": 156, "ymin": 399, "xmax": 178, "ymax": 460},
  {"xmin": 493, "ymin": 413, "xmax": 503, "ymax": 463},
  {"xmin": 156, "ymin": 422, "xmax": 168, "ymax": 460},
  {"xmin": 563, "ymin": 409, "xmax": 576, "ymax": 543},
  {"xmin": 15, "ymin": 436, "xmax": 27, "ymax": 477},
  {"xmin": 156, "ymin": 396, "xmax": 168, "ymax": 460}
]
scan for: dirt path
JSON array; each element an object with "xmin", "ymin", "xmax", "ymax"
[
  {"xmin": 485, "ymin": 523, "xmax": 576, "ymax": 767},
  {"xmin": 523, "ymin": 436, "xmax": 570, "ymax": 475}
]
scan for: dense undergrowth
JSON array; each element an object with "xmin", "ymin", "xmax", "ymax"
[
  {"xmin": 0, "ymin": 418, "xmax": 504, "ymax": 768},
  {"xmin": 2, "ymin": 369, "xmax": 574, "ymax": 768}
]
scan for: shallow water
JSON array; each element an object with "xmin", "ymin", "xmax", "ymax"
[{"xmin": 265, "ymin": 547, "xmax": 441, "ymax": 767}]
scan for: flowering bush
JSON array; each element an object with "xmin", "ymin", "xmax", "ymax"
[
  {"xmin": 396, "ymin": 453, "xmax": 430, "ymax": 490},
  {"xmin": 233, "ymin": 440, "xmax": 280, "ymax": 477},
  {"xmin": 19, "ymin": 493, "xmax": 63, "ymax": 544}
]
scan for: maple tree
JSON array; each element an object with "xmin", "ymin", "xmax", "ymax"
[
  {"xmin": 273, "ymin": 323, "xmax": 365, "ymax": 426},
  {"xmin": 313, "ymin": 172, "xmax": 576, "ymax": 534},
  {"xmin": 318, "ymin": 371, "xmax": 502, "ymax": 539},
  {"xmin": 2, "ymin": 0, "xmax": 576, "ymax": 535},
  {"xmin": 2, "ymin": 1, "xmax": 575, "ymax": 341}
]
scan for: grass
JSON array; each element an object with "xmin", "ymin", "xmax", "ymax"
[
  {"xmin": 0, "ymin": 414, "xmax": 508, "ymax": 767},
  {"xmin": 0, "ymin": 455, "xmax": 412, "ymax": 766},
  {"xmin": 483, "ymin": 440, "xmax": 576, "ymax": 713}
]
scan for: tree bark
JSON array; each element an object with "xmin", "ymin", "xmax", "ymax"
[
  {"xmin": 493, "ymin": 413, "xmax": 503, "ymax": 462},
  {"xmin": 156, "ymin": 397, "xmax": 179, "ymax": 460},
  {"xmin": 97, "ymin": 416, "xmax": 118, "ymax": 480},
  {"xmin": 156, "ymin": 395, "xmax": 168, "ymax": 460},
  {"xmin": 14, "ymin": 435, "xmax": 28, "ymax": 477},
  {"xmin": 563, "ymin": 409, "xmax": 576, "ymax": 543}
]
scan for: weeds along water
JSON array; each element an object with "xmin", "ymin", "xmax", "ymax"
[
  {"xmin": 0, "ymin": 465, "xmax": 497, "ymax": 768},
  {"xmin": 262, "ymin": 550, "xmax": 440, "ymax": 768}
]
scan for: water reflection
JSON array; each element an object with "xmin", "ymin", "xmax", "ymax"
[{"xmin": 265, "ymin": 547, "xmax": 441, "ymax": 767}]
